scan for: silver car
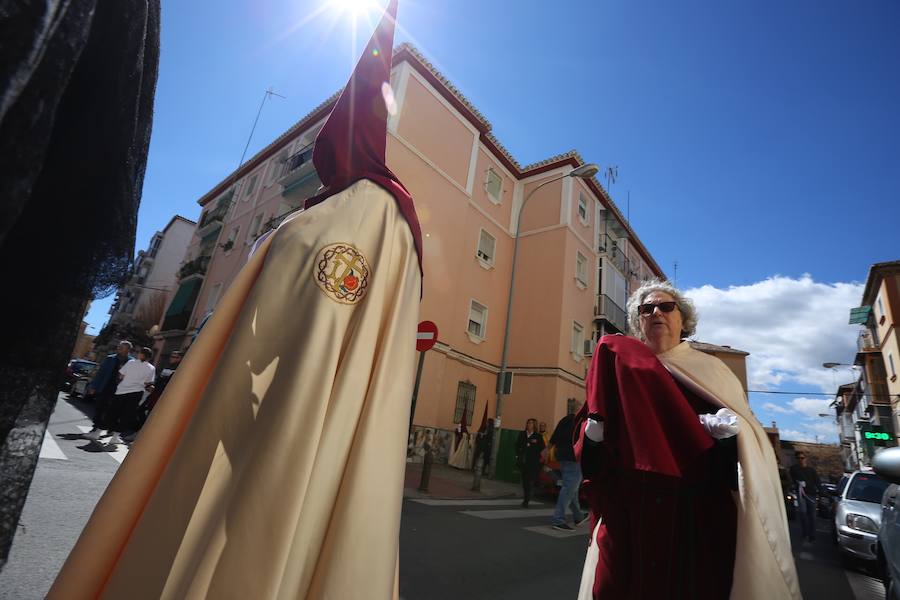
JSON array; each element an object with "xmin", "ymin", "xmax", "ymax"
[
  {"xmin": 833, "ymin": 470, "xmax": 890, "ymax": 562},
  {"xmin": 874, "ymin": 447, "xmax": 900, "ymax": 598}
]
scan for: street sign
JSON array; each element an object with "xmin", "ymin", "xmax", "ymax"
[{"xmin": 416, "ymin": 321, "xmax": 438, "ymax": 352}]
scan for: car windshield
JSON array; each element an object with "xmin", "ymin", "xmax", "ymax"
[
  {"xmin": 71, "ymin": 361, "xmax": 97, "ymax": 375},
  {"xmin": 846, "ymin": 474, "xmax": 890, "ymax": 503}
]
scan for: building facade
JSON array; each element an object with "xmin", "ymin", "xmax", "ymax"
[
  {"xmin": 102, "ymin": 216, "xmax": 195, "ymax": 356},
  {"xmin": 155, "ymin": 44, "xmax": 670, "ymax": 465}
]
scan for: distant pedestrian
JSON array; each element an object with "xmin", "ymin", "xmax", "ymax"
[
  {"xmin": 472, "ymin": 418, "xmax": 494, "ymax": 475},
  {"xmin": 548, "ymin": 408, "xmax": 587, "ymax": 531},
  {"xmin": 515, "ymin": 418, "xmax": 544, "ymax": 508},
  {"xmin": 138, "ymin": 349, "xmax": 182, "ymax": 427},
  {"xmin": 82, "ymin": 341, "xmax": 132, "ymax": 441},
  {"xmin": 790, "ymin": 451, "xmax": 821, "ymax": 544},
  {"xmin": 538, "ymin": 421, "xmax": 552, "ymax": 464},
  {"xmin": 106, "ymin": 347, "xmax": 155, "ymax": 448}
]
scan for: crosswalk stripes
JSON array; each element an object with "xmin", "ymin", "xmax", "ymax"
[
  {"xmin": 408, "ymin": 498, "xmax": 590, "ymax": 538},
  {"xmin": 38, "ymin": 429, "xmax": 67, "ymax": 460},
  {"xmin": 37, "ymin": 426, "xmax": 131, "ymax": 465}
]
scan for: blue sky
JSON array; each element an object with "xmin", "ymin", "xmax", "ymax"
[{"xmin": 86, "ymin": 0, "xmax": 899, "ymax": 442}]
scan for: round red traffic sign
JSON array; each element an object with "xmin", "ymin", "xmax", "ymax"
[{"xmin": 416, "ymin": 320, "xmax": 439, "ymax": 352}]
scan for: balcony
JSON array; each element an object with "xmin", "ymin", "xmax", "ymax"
[
  {"xmin": 594, "ymin": 294, "xmax": 627, "ymax": 333},
  {"xmin": 280, "ymin": 143, "xmax": 316, "ymax": 191},
  {"xmin": 858, "ymin": 329, "xmax": 879, "ymax": 353},
  {"xmin": 179, "ymin": 255, "xmax": 210, "ymax": 280},
  {"xmin": 197, "ymin": 199, "xmax": 230, "ymax": 237},
  {"xmin": 598, "ymin": 233, "xmax": 631, "ymax": 277}
]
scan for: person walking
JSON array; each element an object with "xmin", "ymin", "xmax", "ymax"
[
  {"xmin": 790, "ymin": 451, "xmax": 821, "ymax": 544},
  {"xmin": 105, "ymin": 347, "xmax": 155, "ymax": 448},
  {"xmin": 548, "ymin": 409, "xmax": 587, "ymax": 531},
  {"xmin": 82, "ymin": 341, "xmax": 132, "ymax": 441},
  {"xmin": 515, "ymin": 418, "xmax": 544, "ymax": 508},
  {"xmin": 137, "ymin": 349, "xmax": 182, "ymax": 428}
]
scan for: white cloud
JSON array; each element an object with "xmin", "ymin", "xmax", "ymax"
[
  {"xmin": 685, "ymin": 275, "xmax": 863, "ymax": 392},
  {"xmin": 788, "ymin": 397, "xmax": 834, "ymax": 419},
  {"xmin": 762, "ymin": 402, "xmax": 792, "ymax": 414},
  {"xmin": 780, "ymin": 429, "xmax": 817, "ymax": 443}
]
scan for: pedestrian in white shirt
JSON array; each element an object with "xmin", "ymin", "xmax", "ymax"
[{"xmin": 106, "ymin": 347, "xmax": 155, "ymax": 448}]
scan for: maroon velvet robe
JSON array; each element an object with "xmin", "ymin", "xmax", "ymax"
[{"xmin": 574, "ymin": 335, "xmax": 737, "ymax": 599}]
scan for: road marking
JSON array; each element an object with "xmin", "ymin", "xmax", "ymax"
[
  {"xmin": 461, "ymin": 508, "xmax": 555, "ymax": 520},
  {"xmin": 77, "ymin": 426, "xmax": 129, "ymax": 464},
  {"xmin": 845, "ymin": 569, "xmax": 885, "ymax": 600},
  {"xmin": 410, "ymin": 499, "xmax": 542, "ymax": 507},
  {"xmin": 523, "ymin": 525, "xmax": 589, "ymax": 538},
  {"xmin": 38, "ymin": 430, "xmax": 67, "ymax": 460}
]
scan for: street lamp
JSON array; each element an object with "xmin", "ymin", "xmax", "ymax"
[{"xmin": 486, "ymin": 163, "xmax": 600, "ymax": 478}]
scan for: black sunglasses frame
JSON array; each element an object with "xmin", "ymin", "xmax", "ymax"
[{"xmin": 638, "ymin": 301, "xmax": 678, "ymax": 316}]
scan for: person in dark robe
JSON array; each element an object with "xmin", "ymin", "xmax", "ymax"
[
  {"xmin": 574, "ymin": 279, "xmax": 801, "ymax": 600},
  {"xmin": 515, "ymin": 418, "xmax": 545, "ymax": 508}
]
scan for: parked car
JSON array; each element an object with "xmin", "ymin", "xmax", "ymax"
[
  {"xmin": 61, "ymin": 359, "xmax": 98, "ymax": 393},
  {"xmin": 833, "ymin": 470, "xmax": 890, "ymax": 564},
  {"xmin": 874, "ymin": 448, "xmax": 900, "ymax": 599},
  {"xmin": 818, "ymin": 483, "xmax": 838, "ymax": 518}
]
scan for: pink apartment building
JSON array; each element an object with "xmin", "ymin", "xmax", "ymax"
[{"xmin": 155, "ymin": 44, "xmax": 665, "ymax": 462}]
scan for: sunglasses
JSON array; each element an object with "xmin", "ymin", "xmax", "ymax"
[{"xmin": 638, "ymin": 301, "xmax": 678, "ymax": 316}]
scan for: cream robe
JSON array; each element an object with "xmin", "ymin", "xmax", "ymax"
[
  {"xmin": 49, "ymin": 179, "xmax": 421, "ymax": 600},
  {"xmin": 577, "ymin": 341, "xmax": 802, "ymax": 600}
]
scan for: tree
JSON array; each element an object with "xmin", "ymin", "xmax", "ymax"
[{"xmin": 0, "ymin": 0, "xmax": 160, "ymax": 570}]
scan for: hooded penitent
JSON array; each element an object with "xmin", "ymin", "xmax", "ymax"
[{"xmin": 49, "ymin": 2, "xmax": 422, "ymax": 598}]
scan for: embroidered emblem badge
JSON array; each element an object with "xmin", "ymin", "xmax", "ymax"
[{"xmin": 314, "ymin": 243, "xmax": 370, "ymax": 304}]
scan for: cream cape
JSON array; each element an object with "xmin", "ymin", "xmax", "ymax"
[
  {"xmin": 49, "ymin": 179, "xmax": 421, "ymax": 599},
  {"xmin": 577, "ymin": 341, "xmax": 801, "ymax": 600}
]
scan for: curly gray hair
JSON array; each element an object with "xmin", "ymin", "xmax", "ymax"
[{"xmin": 626, "ymin": 278, "xmax": 698, "ymax": 341}]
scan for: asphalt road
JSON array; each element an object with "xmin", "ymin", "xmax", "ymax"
[{"xmin": 0, "ymin": 394, "xmax": 889, "ymax": 599}]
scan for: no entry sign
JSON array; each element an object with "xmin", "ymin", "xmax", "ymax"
[{"xmin": 416, "ymin": 320, "xmax": 439, "ymax": 352}]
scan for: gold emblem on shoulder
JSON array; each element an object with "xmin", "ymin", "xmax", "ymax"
[{"xmin": 314, "ymin": 243, "xmax": 370, "ymax": 304}]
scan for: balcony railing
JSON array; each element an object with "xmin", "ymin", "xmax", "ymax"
[
  {"xmin": 858, "ymin": 329, "xmax": 878, "ymax": 352},
  {"xmin": 279, "ymin": 143, "xmax": 315, "ymax": 189},
  {"xmin": 179, "ymin": 255, "xmax": 210, "ymax": 280},
  {"xmin": 598, "ymin": 233, "xmax": 631, "ymax": 276},
  {"xmin": 594, "ymin": 294, "xmax": 627, "ymax": 333}
]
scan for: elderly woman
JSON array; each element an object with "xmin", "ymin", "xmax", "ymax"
[{"xmin": 574, "ymin": 280, "xmax": 800, "ymax": 600}]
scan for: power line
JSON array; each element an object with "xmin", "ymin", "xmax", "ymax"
[{"xmin": 748, "ymin": 389, "xmax": 899, "ymax": 401}]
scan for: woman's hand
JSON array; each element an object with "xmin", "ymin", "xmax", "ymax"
[{"xmin": 699, "ymin": 408, "xmax": 739, "ymax": 439}]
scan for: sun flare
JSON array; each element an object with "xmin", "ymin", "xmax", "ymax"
[{"xmin": 329, "ymin": 0, "xmax": 379, "ymax": 16}]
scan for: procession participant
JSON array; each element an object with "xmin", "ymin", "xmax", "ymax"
[
  {"xmin": 574, "ymin": 279, "xmax": 801, "ymax": 600},
  {"xmin": 50, "ymin": 1, "xmax": 423, "ymax": 598}
]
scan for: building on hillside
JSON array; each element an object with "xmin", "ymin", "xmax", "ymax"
[
  {"xmin": 780, "ymin": 440, "xmax": 845, "ymax": 483},
  {"xmin": 103, "ymin": 216, "xmax": 195, "ymax": 355},
  {"xmin": 155, "ymin": 43, "xmax": 670, "ymax": 471}
]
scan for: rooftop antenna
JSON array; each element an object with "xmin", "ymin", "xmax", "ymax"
[
  {"xmin": 626, "ymin": 190, "xmax": 630, "ymax": 224},
  {"xmin": 238, "ymin": 87, "xmax": 286, "ymax": 171},
  {"xmin": 673, "ymin": 261, "xmax": 678, "ymax": 286},
  {"xmin": 604, "ymin": 166, "xmax": 618, "ymax": 193}
]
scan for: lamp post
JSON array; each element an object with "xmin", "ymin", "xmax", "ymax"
[{"xmin": 486, "ymin": 163, "xmax": 599, "ymax": 478}]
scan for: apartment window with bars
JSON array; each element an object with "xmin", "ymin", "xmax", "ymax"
[
  {"xmin": 249, "ymin": 214, "xmax": 263, "ymax": 241},
  {"xmin": 485, "ymin": 168, "xmax": 502, "ymax": 203},
  {"xmin": 477, "ymin": 229, "xmax": 496, "ymax": 265},
  {"xmin": 244, "ymin": 173, "xmax": 259, "ymax": 199},
  {"xmin": 468, "ymin": 300, "xmax": 487, "ymax": 339},
  {"xmin": 576, "ymin": 251, "xmax": 588, "ymax": 286},
  {"xmin": 454, "ymin": 382, "xmax": 476, "ymax": 425}
]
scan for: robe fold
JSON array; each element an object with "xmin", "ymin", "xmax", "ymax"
[
  {"xmin": 575, "ymin": 336, "xmax": 801, "ymax": 600},
  {"xmin": 49, "ymin": 179, "xmax": 421, "ymax": 599}
]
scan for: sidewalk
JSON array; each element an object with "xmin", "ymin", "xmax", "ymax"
[{"xmin": 403, "ymin": 462, "xmax": 521, "ymax": 499}]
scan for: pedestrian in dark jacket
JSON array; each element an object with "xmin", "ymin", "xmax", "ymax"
[
  {"xmin": 516, "ymin": 418, "xmax": 545, "ymax": 507},
  {"xmin": 789, "ymin": 451, "xmax": 821, "ymax": 543},
  {"xmin": 82, "ymin": 341, "xmax": 132, "ymax": 440}
]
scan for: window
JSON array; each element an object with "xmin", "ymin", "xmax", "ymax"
[
  {"xmin": 467, "ymin": 300, "xmax": 487, "ymax": 339},
  {"xmin": 477, "ymin": 229, "xmax": 496, "ymax": 266},
  {"xmin": 224, "ymin": 226, "xmax": 240, "ymax": 252},
  {"xmin": 571, "ymin": 321, "xmax": 584, "ymax": 357},
  {"xmin": 265, "ymin": 153, "xmax": 285, "ymax": 186},
  {"xmin": 249, "ymin": 213, "xmax": 263, "ymax": 242},
  {"xmin": 485, "ymin": 168, "xmax": 502, "ymax": 204},
  {"xmin": 205, "ymin": 283, "xmax": 222, "ymax": 314},
  {"xmin": 576, "ymin": 251, "xmax": 588, "ymax": 286},
  {"xmin": 878, "ymin": 297, "xmax": 886, "ymax": 325},
  {"xmin": 244, "ymin": 173, "xmax": 259, "ymax": 200},
  {"xmin": 890, "ymin": 353, "xmax": 897, "ymax": 380},
  {"xmin": 577, "ymin": 193, "xmax": 589, "ymax": 223},
  {"xmin": 454, "ymin": 382, "xmax": 476, "ymax": 425}
]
